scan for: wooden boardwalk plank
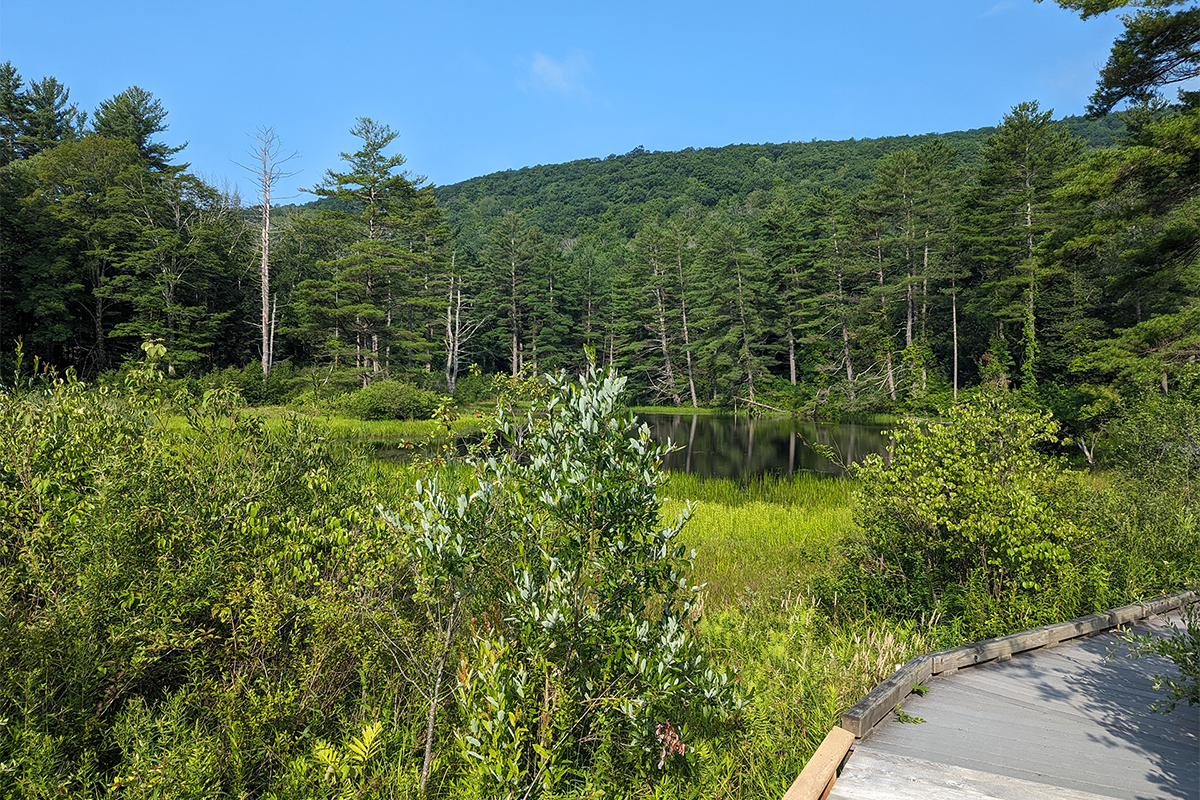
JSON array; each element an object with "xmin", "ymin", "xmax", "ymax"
[
  {"xmin": 828, "ymin": 749, "xmax": 1129, "ymax": 800},
  {"xmin": 781, "ymin": 726, "xmax": 855, "ymax": 800},
  {"xmin": 833, "ymin": 612, "xmax": 1200, "ymax": 800}
]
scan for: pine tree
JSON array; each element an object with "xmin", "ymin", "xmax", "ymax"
[
  {"xmin": 92, "ymin": 86, "xmax": 185, "ymax": 171},
  {"xmin": 19, "ymin": 75, "xmax": 85, "ymax": 158},
  {"xmin": 301, "ymin": 118, "xmax": 436, "ymax": 384},
  {"xmin": 0, "ymin": 62, "xmax": 30, "ymax": 167},
  {"xmin": 692, "ymin": 218, "xmax": 768, "ymax": 402},
  {"xmin": 629, "ymin": 223, "xmax": 683, "ymax": 404},
  {"xmin": 966, "ymin": 101, "xmax": 1083, "ymax": 389}
]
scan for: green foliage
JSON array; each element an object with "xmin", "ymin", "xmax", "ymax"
[
  {"xmin": 0, "ymin": 352, "xmax": 420, "ymax": 797},
  {"xmin": 1043, "ymin": 0, "xmax": 1200, "ymax": 113},
  {"xmin": 850, "ymin": 391, "xmax": 1105, "ymax": 632},
  {"xmin": 1096, "ymin": 386, "xmax": 1200, "ymax": 597},
  {"xmin": 401, "ymin": 364, "xmax": 741, "ymax": 797},
  {"xmin": 1117, "ymin": 603, "xmax": 1200, "ymax": 713},
  {"xmin": 340, "ymin": 379, "xmax": 443, "ymax": 421}
]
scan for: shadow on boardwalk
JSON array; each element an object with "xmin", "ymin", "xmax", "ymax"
[{"xmin": 832, "ymin": 613, "xmax": 1199, "ymax": 800}]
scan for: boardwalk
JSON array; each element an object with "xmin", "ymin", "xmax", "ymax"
[{"xmin": 830, "ymin": 612, "xmax": 1200, "ymax": 800}]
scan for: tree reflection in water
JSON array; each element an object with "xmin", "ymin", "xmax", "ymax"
[{"xmin": 638, "ymin": 413, "xmax": 890, "ymax": 478}]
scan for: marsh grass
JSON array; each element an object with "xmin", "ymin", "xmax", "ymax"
[
  {"xmin": 629, "ymin": 405, "xmax": 722, "ymax": 415},
  {"xmin": 676, "ymin": 596, "xmax": 935, "ymax": 798},
  {"xmin": 664, "ymin": 473, "xmax": 855, "ymax": 609},
  {"xmin": 647, "ymin": 472, "xmax": 945, "ymax": 797}
]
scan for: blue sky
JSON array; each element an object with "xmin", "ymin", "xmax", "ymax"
[{"xmin": 2, "ymin": 1, "xmax": 1124, "ymax": 200}]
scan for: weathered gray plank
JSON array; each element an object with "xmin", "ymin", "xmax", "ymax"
[
  {"xmin": 828, "ymin": 748, "xmax": 1129, "ymax": 800},
  {"xmin": 835, "ymin": 593, "xmax": 1196, "ymax": 750},
  {"xmin": 834, "ymin": 614, "xmax": 1199, "ymax": 800}
]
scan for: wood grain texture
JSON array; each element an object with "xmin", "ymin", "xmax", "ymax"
[
  {"xmin": 836, "ymin": 591, "xmax": 1195, "ymax": 747},
  {"xmin": 840, "ymin": 656, "xmax": 932, "ymax": 737},
  {"xmin": 827, "ymin": 749, "xmax": 1125, "ymax": 800},
  {"xmin": 831, "ymin": 613, "xmax": 1199, "ymax": 800},
  {"xmin": 781, "ymin": 726, "xmax": 856, "ymax": 800}
]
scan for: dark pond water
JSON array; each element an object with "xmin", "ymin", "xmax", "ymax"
[{"xmin": 636, "ymin": 413, "xmax": 891, "ymax": 478}]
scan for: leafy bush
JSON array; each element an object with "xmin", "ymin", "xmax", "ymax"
[
  {"xmin": 846, "ymin": 391, "xmax": 1107, "ymax": 634},
  {"xmin": 386, "ymin": 364, "xmax": 741, "ymax": 797},
  {"xmin": 0, "ymin": 358, "xmax": 422, "ymax": 797},
  {"xmin": 1118, "ymin": 603, "xmax": 1200, "ymax": 713},
  {"xmin": 341, "ymin": 379, "xmax": 442, "ymax": 420},
  {"xmin": 1096, "ymin": 389, "xmax": 1200, "ymax": 599},
  {"xmin": 450, "ymin": 370, "xmax": 493, "ymax": 405}
]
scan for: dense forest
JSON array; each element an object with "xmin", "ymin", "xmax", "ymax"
[{"xmin": 3, "ymin": 48, "xmax": 1194, "ymax": 424}]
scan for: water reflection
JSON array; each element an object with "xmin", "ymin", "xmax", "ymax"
[{"xmin": 637, "ymin": 413, "xmax": 890, "ymax": 478}]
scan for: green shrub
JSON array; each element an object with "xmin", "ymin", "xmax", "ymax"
[
  {"xmin": 1117, "ymin": 603, "xmax": 1200, "ymax": 713},
  {"xmin": 341, "ymin": 379, "xmax": 442, "ymax": 421},
  {"xmin": 1096, "ymin": 390, "xmax": 1200, "ymax": 598},
  {"xmin": 0, "ymin": 358, "xmax": 420, "ymax": 797},
  {"xmin": 846, "ymin": 390, "xmax": 1106, "ymax": 634},
  {"xmin": 450, "ymin": 370, "xmax": 493, "ymax": 405},
  {"xmin": 386, "ymin": 364, "xmax": 741, "ymax": 798}
]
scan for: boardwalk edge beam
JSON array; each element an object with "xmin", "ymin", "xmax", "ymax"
[{"xmin": 838, "ymin": 589, "xmax": 1195, "ymax": 741}]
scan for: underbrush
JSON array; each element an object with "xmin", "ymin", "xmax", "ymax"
[{"xmin": 3, "ymin": 353, "xmax": 1194, "ymax": 799}]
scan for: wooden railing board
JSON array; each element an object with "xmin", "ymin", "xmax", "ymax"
[
  {"xmin": 840, "ymin": 656, "xmax": 931, "ymax": 738},
  {"xmin": 781, "ymin": 726, "xmax": 856, "ymax": 800},
  {"xmin": 837, "ymin": 590, "xmax": 1195, "ymax": 743}
]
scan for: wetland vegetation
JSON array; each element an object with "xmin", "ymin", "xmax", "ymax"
[{"xmin": 2, "ymin": 0, "xmax": 1198, "ymax": 795}]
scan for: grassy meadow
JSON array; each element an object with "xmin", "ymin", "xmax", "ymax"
[{"xmin": 663, "ymin": 473, "xmax": 854, "ymax": 610}]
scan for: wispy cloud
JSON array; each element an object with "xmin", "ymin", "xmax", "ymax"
[
  {"xmin": 981, "ymin": 1, "xmax": 1017, "ymax": 17},
  {"xmin": 523, "ymin": 51, "xmax": 590, "ymax": 98}
]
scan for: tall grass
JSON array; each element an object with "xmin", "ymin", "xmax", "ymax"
[
  {"xmin": 664, "ymin": 473, "xmax": 855, "ymax": 610},
  {"xmin": 652, "ymin": 471, "xmax": 944, "ymax": 797},
  {"xmin": 665, "ymin": 471, "xmax": 853, "ymax": 508}
]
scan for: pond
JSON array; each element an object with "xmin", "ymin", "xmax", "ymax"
[{"xmin": 636, "ymin": 413, "xmax": 892, "ymax": 478}]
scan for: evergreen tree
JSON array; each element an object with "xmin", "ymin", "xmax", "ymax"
[
  {"xmin": 758, "ymin": 194, "xmax": 818, "ymax": 388},
  {"xmin": 0, "ymin": 62, "xmax": 30, "ymax": 167},
  {"xmin": 299, "ymin": 118, "xmax": 435, "ymax": 384},
  {"xmin": 629, "ymin": 223, "xmax": 683, "ymax": 403},
  {"xmin": 803, "ymin": 188, "xmax": 859, "ymax": 404},
  {"xmin": 19, "ymin": 75, "xmax": 85, "ymax": 158},
  {"xmin": 692, "ymin": 218, "xmax": 768, "ymax": 402},
  {"xmin": 965, "ymin": 102, "xmax": 1083, "ymax": 388},
  {"xmin": 92, "ymin": 86, "xmax": 185, "ymax": 171}
]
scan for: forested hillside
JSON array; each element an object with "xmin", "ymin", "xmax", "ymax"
[
  {"xmin": 432, "ymin": 114, "xmax": 1124, "ymax": 243},
  {"xmin": 0, "ymin": 50, "xmax": 1194, "ymax": 422}
]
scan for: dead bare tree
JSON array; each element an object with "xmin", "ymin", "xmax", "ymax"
[
  {"xmin": 444, "ymin": 251, "xmax": 489, "ymax": 392},
  {"xmin": 237, "ymin": 127, "xmax": 298, "ymax": 380}
]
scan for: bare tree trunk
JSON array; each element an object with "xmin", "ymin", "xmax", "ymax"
[
  {"xmin": 735, "ymin": 260, "xmax": 755, "ymax": 401},
  {"xmin": 841, "ymin": 322, "xmax": 854, "ymax": 399},
  {"xmin": 834, "ymin": 234, "xmax": 856, "ymax": 401},
  {"xmin": 260, "ymin": 194, "xmax": 271, "ymax": 376},
  {"xmin": 650, "ymin": 253, "xmax": 681, "ymax": 405},
  {"xmin": 239, "ymin": 127, "xmax": 297, "ymax": 380},
  {"xmin": 952, "ymin": 276, "xmax": 959, "ymax": 401},
  {"xmin": 445, "ymin": 252, "xmax": 458, "ymax": 393},
  {"xmin": 420, "ymin": 596, "xmax": 461, "ymax": 793},
  {"xmin": 877, "ymin": 242, "xmax": 896, "ymax": 401},
  {"xmin": 510, "ymin": 248, "xmax": 520, "ymax": 376},
  {"xmin": 788, "ymin": 330, "xmax": 797, "ymax": 386},
  {"xmin": 674, "ymin": 243, "xmax": 698, "ymax": 407},
  {"xmin": 921, "ymin": 262, "xmax": 928, "ymax": 392},
  {"xmin": 269, "ymin": 293, "xmax": 277, "ymax": 374}
]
